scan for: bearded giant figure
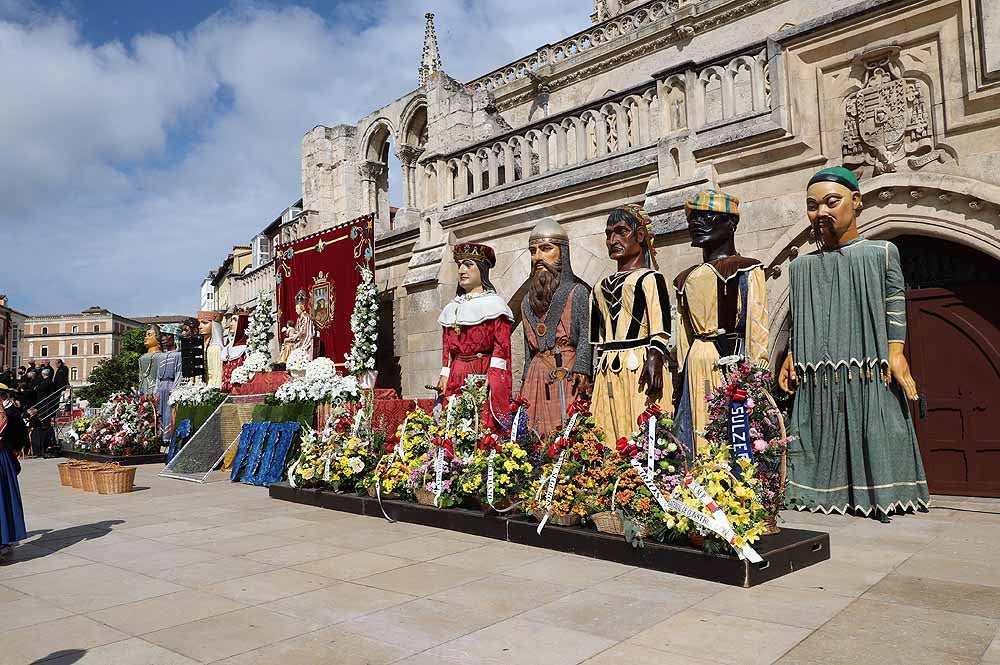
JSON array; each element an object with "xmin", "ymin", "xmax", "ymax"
[{"xmin": 518, "ymin": 219, "xmax": 592, "ymax": 437}]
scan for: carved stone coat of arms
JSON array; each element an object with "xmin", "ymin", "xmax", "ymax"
[{"xmin": 842, "ymin": 46, "xmax": 942, "ymax": 175}]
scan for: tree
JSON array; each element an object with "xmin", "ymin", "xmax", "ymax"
[{"xmin": 77, "ymin": 328, "xmax": 149, "ymax": 407}]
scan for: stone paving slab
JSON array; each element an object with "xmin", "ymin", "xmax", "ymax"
[{"xmin": 0, "ymin": 459, "xmax": 998, "ymax": 664}]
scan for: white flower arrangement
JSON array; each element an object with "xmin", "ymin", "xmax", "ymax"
[
  {"xmin": 287, "ymin": 348, "xmax": 310, "ymax": 371},
  {"xmin": 247, "ymin": 291, "xmax": 276, "ymax": 355},
  {"xmin": 345, "ymin": 266, "xmax": 378, "ymax": 376},
  {"xmin": 274, "ymin": 373, "xmax": 361, "ymax": 404},
  {"xmin": 305, "ymin": 356, "xmax": 336, "ymax": 382},
  {"xmin": 232, "ymin": 350, "xmax": 271, "ymax": 385},
  {"xmin": 169, "ymin": 383, "xmax": 225, "ymax": 407}
]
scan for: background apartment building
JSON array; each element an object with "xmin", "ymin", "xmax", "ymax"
[
  {"xmin": 0, "ymin": 295, "xmax": 27, "ymax": 370},
  {"xmin": 24, "ymin": 307, "xmax": 143, "ymax": 385}
]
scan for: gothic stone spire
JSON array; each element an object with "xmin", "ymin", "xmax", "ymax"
[{"xmin": 418, "ymin": 12, "xmax": 443, "ymax": 86}]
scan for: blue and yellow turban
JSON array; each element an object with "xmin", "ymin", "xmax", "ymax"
[{"xmin": 684, "ymin": 189, "xmax": 740, "ymax": 219}]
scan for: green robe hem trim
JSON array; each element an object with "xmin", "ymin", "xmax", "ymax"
[{"xmin": 788, "ymin": 498, "xmax": 931, "ymax": 517}]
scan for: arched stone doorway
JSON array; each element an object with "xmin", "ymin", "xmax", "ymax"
[
  {"xmin": 767, "ymin": 228, "xmax": 1000, "ymax": 498},
  {"xmin": 892, "ymin": 235, "xmax": 1000, "ymax": 498}
]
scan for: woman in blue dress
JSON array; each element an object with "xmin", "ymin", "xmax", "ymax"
[{"xmin": 0, "ymin": 384, "xmax": 27, "ymax": 558}]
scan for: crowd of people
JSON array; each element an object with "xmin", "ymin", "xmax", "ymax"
[{"xmin": 0, "ymin": 360, "xmax": 70, "ymax": 459}]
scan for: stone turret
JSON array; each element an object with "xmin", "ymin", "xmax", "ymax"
[{"xmin": 418, "ymin": 12, "xmax": 443, "ymax": 87}]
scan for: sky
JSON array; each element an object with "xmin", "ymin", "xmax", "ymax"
[{"xmin": 0, "ymin": 0, "xmax": 584, "ymax": 317}]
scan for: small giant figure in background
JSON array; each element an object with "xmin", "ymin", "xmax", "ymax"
[{"xmin": 157, "ymin": 332, "xmax": 183, "ymax": 445}]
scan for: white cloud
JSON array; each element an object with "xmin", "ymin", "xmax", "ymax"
[{"xmin": 0, "ymin": 0, "xmax": 583, "ymax": 316}]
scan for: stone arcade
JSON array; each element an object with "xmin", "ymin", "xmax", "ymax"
[{"xmin": 283, "ymin": 0, "xmax": 1000, "ymax": 498}]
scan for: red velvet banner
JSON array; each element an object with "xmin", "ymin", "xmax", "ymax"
[{"xmin": 274, "ymin": 214, "xmax": 374, "ymax": 369}]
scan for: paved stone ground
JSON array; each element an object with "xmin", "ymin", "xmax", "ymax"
[{"xmin": 1, "ymin": 459, "xmax": 999, "ymax": 665}]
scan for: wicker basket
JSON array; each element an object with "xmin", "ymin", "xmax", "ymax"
[
  {"xmin": 761, "ymin": 514, "xmax": 780, "ymax": 535},
  {"xmin": 591, "ymin": 476, "xmax": 649, "ymax": 538},
  {"xmin": 531, "ymin": 509, "xmax": 582, "ymax": 527},
  {"xmin": 80, "ymin": 463, "xmax": 108, "ymax": 492},
  {"xmin": 96, "ymin": 466, "xmax": 137, "ymax": 494},
  {"xmin": 57, "ymin": 462, "xmax": 76, "ymax": 487},
  {"xmin": 366, "ymin": 484, "xmax": 399, "ymax": 500},
  {"xmin": 414, "ymin": 487, "xmax": 438, "ymax": 506},
  {"xmin": 67, "ymin": 463, "xmax": 87, "ymax": 489}
]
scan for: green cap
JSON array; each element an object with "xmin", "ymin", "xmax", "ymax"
[{"xmin": 808, "ymin": 166, "xmax": 860, "ymax": 192}]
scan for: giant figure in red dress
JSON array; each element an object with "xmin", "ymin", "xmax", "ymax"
[{"xmin": 435, "ymin": 242, "xmax": 513, "ymax": 433}]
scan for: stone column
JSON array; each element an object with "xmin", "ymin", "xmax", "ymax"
[
  {"xmin": 396, "ymin": 145, "xmax": 425, "ymax": 209},
  {"xmin": 358, "ymin": 160, "xmax": 387, "ymax": 232}
]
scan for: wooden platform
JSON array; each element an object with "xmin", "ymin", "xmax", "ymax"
[
  {"xmin": 269, "ymin": 483, "xmax": 830, "ymax": 587},
  {"xmin": 61, "ymin": 449, "xmax": 167, "ymax": 466}
]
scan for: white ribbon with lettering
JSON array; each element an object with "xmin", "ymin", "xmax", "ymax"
[
  {"xmin": 397, "ymin": 414, "xmax": 409, "ymax": 462},
  {"xmin": 536, "ymin": 412, "xmax": 578, "ymax": 534},
  {"xmin": 628, "ymin": 459, "xmax": 762, "ymax": 563},
  {"xmin": 433, "ymin": 445, "xmax": 446, "ymax": 507},
  {"xmin": 647, "ymin": 415, "xmax": 656, "ymax": 478},
  {"xmin": 509, "ymin": 406, "xmax": 524, "ymax": 443},
  {"xmin": 432, "ymin": 397, "xmax": 456, "ymax": 507},
  {"xmin": 350, "ymin": 408, "xmax": 364, "ymax": 438},
  {"xmin": 486, "ymin": 450, "xmax": 496, "ymax": 505}
]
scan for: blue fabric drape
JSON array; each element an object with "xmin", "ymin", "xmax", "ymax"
[{"xmin": 0, "ymin": 448, "xmax": 26, "ymax": 545}]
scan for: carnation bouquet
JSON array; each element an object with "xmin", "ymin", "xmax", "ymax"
[
  {"xmin": 405, "ymin": 376, "xmax": 486, "ymax": 507},
  {"xmin": 523, "ymin": 399, "xmax": 609, "ymax": 526},
  {"xmin": 454, "ymin": 435, "xmax": 534, "ymax": 511},
  {"xmin": 358, "ymin": 407, "xmax": 432, "ymax": 501},
  {"xmin": 663, "ymin": 443, "xmax": 770, "ymax": 555},
  {"xmin": 597, "ymin": 405, "xmax": 689, "ymax": 540},
  {"xmin": 288, "ymin": 406, "xmax": 375, "ymax": 491},
  {"xmin": 702, "ymin": 361, "xmax": 790, "ymax": 528},
  {"xmin": 78, "ymin": 393, "xmax": 160, "ymax": 456}
]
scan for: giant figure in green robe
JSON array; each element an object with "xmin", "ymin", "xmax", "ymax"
[{"xmin": 778, "ymin": 167, "xmax": 929, "ymax": 521}]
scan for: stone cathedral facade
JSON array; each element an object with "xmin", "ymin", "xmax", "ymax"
[{"xmin": 282, "ymin": 0, "xmax": 1000, "ymax": 414}]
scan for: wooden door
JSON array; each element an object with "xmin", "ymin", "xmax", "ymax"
[{"xmin": 906, "ymin": 284, "xmax": 1000, "ymax": 497}]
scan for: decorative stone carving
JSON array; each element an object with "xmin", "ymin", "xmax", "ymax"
[
  {"xmin": 878, "ymin": 189, "xmax": 894, "ymax": 201},
  {"xmin": 395, "ymin": 145, "xmax": 425, "ymax": 168},
  {"xmin": 909, "ymin": 189, "xmax": 923, "ymax": 200},
  {"xmin": 842, "ymin": 45, "xmax": 942, "ymax": 175}
]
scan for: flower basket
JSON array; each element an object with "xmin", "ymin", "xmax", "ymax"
[
  {"xmin": 96, "ymin": 466, "xmax": 136, "ymax": 494},
  {"xmin": 531, "ymin": 508, "xmax": 581, "ymax": 527},
  {"xmin": 475, "ymin": 496, "xmax": 520, "ymax": 514},
  {"xmin": 762, "ymin": 514, "xmax": 780, "ymax": 535},
  {"xmin": 57, "ymin": 462, "xmax": 78, "ymax": 487},
  {"xmin": 592, "ymin": 476, "xmax": 649, "ymax": 538},
  {"xmin": 366, "ymin": 484, "xmax": 399, "ymax": 500},
  {"xmin": 414, "ymin": 487, "xmax": 438, "ymax": 507}
]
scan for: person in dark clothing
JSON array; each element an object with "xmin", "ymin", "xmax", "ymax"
[
  {"xmin": 0, "ymin": 384, "xmax": 28, "ymax": 556},
  {"xmin": 53, "ymin": 360, "xmax": 69, "ymax": 391}
]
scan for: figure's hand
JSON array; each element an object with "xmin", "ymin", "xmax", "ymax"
[
  {"xmin": 887, "ymin": 343, "xmax": 918, "ymax": 401},
  {"xmin": 638, "ymin": 349, "xmax": 664, "ymax": 405},
  {"xmin": 778, "ymin": 353, "xmax": 797, "ymax": 394},
  {"xmin": 671, "ymin": 367, "xmax": 683, "ymax": 411},
  {"xmin": 571, "ymin": 372, "xmax": 591, "ymax": 397},
  {"xmin": 435, "ymin": 375, "xmax": 448, "ymax": 399}
]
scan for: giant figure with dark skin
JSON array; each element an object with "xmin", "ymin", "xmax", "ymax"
[
  {"xmin": 672, "ymin": 190, "xmax": 769, "ymax": 453},
  {"xmin": 589, "ymin": 205, "xmax": 672, "ymax": 443}
]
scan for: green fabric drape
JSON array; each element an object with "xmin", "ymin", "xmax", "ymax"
[{"xmin": 785, "ymin": 237, "xmax": 929, "ymax": 515}]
